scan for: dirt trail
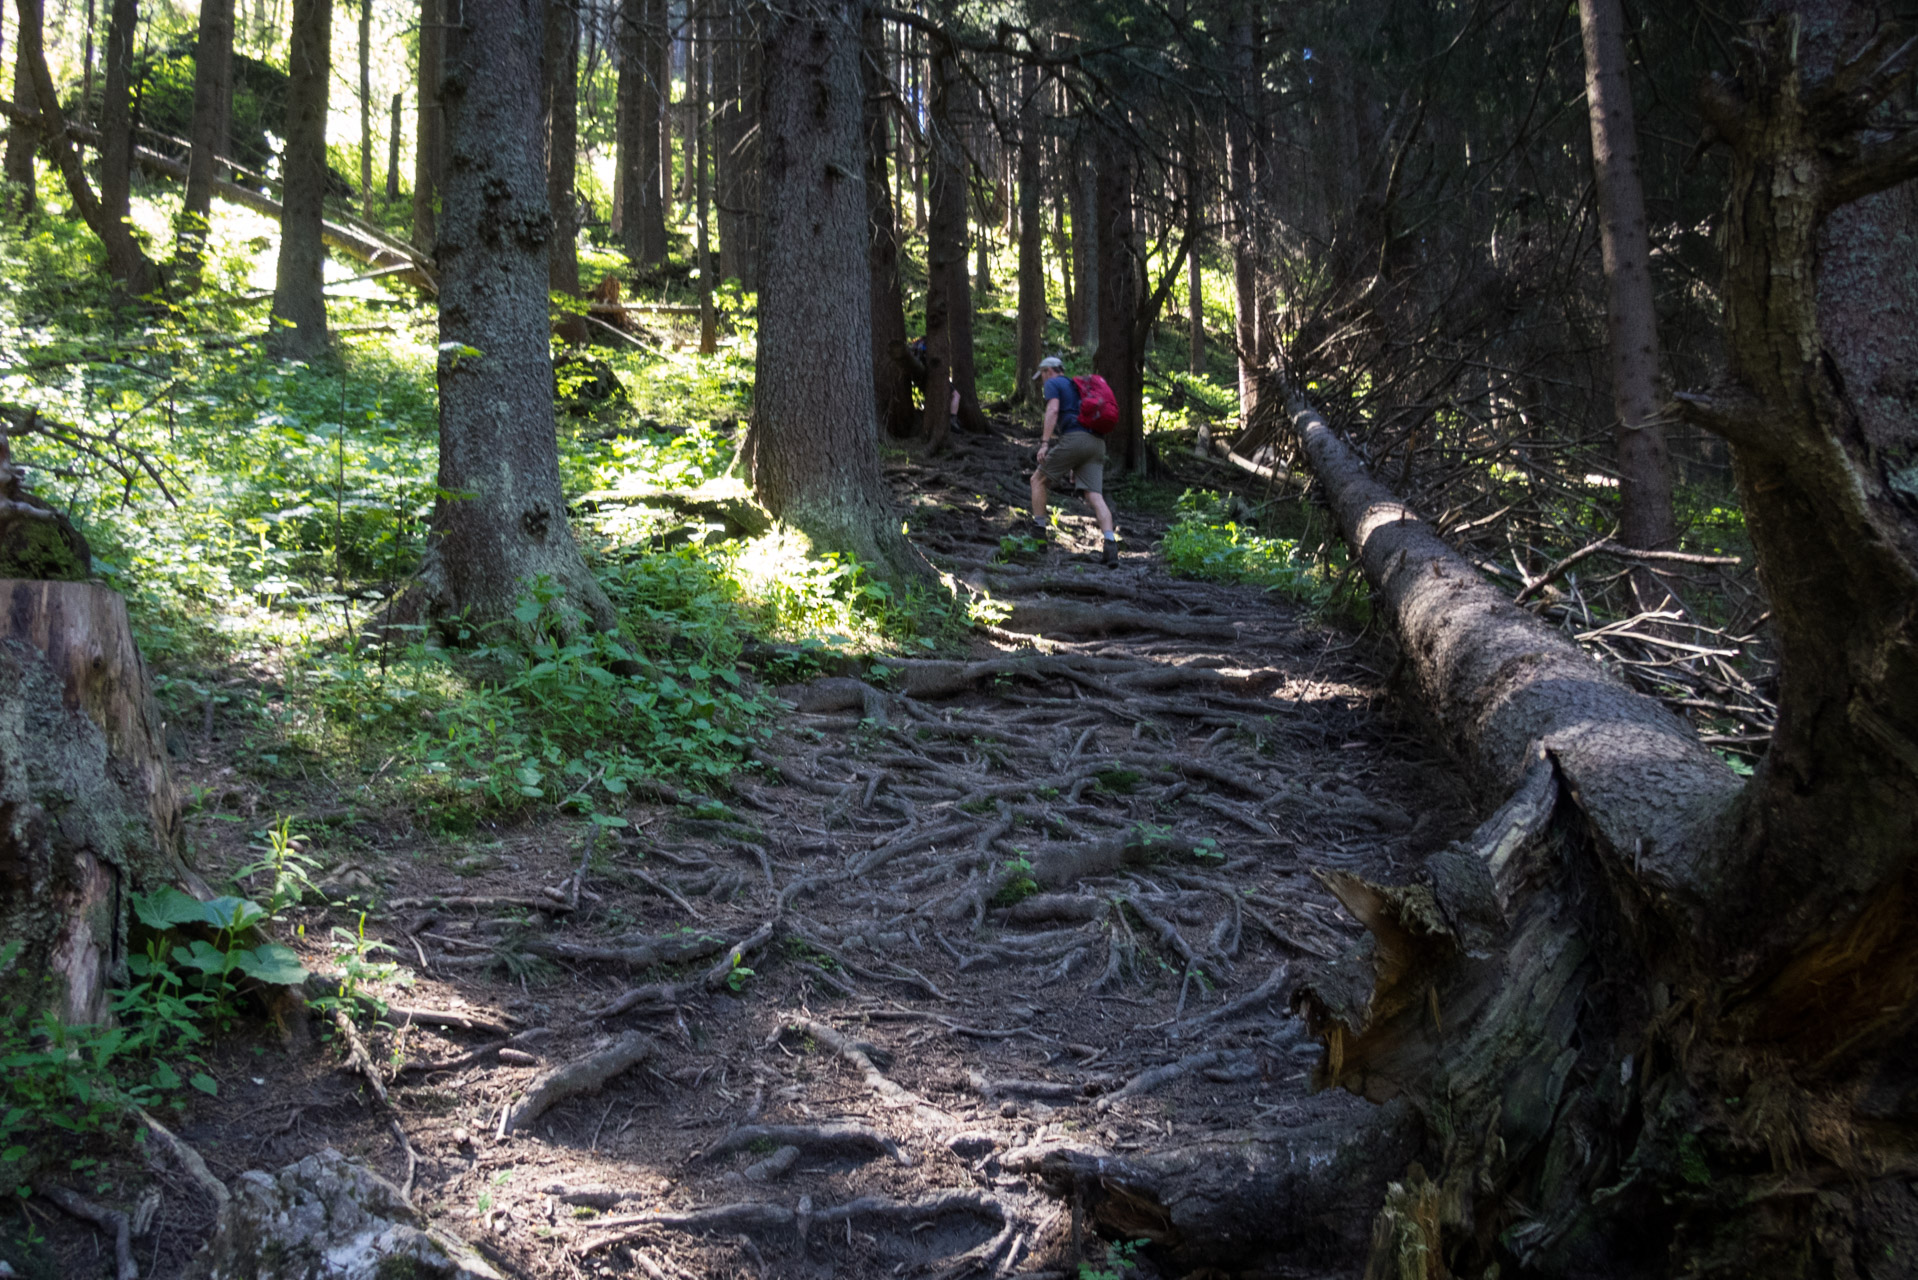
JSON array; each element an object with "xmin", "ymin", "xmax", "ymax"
[{"xmin": 148, "ymin": 424, "xmax": 1479, "ymax": 1280}]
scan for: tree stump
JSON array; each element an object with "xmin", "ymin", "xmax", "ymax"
[{"xmin": 1, "ymin": 579, "xmax": 196, "ymax": 1023}]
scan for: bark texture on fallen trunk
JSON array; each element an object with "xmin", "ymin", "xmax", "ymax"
[{"xmin": 1289, "ymin": 391, "xmax": 1741, "ymax": 921}]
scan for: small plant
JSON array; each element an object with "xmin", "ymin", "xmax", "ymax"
[
  {"xmin": 319, "ymin": 912, "xmax": 405, "ymax": 1014},
  {"xmin": 128, "ymin": 886, "xmax": 310, "ymax": 1027},
  {"xmin": 1161, "ymin": 489, "xmax": 1338, "ymax": 606},
  {"xmin": 725, "ymin": 963, "xmax": 756, "ymax": 993},
  {"xmin": 1191, "ymin": 836, "xmax": 1223, "ymax": 861},
  {"xmin": 1079, "ymin": 1238, "xmax": 1148, "ymax": 1280},
  {"xmin": 992, "ymin": 854, "xmax": 1039, "ymax": 907},
  {"xmin": 235, "ymin": 816, "xmax": 325, "ymax": 917},
  {"xmin": 996, "ymin": 532, "xmax": 1046, "ymax": 563}
]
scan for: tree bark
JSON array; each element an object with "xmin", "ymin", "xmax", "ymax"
[
  {"xmin": 692, "ymin": 5, "xmax": 714, "ymax": 353},
  {"xmin": 358, "ymin": 0, "xmax": 373, "ymax": 220},
  {"xmin": 1281, "ymin": 7, "xmax": 1918, "ymax": 1267},
  {"xmin": 860, "ymin": 7, "xmax": 915, "ymax": 438},
  {"xmin": 1579, "ymin": 0, "xmax": 1677, "ymax": 607},
  {"xmin": 98, "ymin": 0, "xmax": 136, "ymax": 230},
  {"xmin": 268, "ymin": 0, "xmax": 332, "ymax": 359},
  {"xmin": 386, "ymin": 91, "xmax": 401, "ymax": 200},
  {"xmin": 1186, "ymin": 156, "xmax": 1205, "ymax": 376},
  {"xmin": 12, "ymin": 0, "xmax": 156, "ymax": 293},
  {"xmin": 422, "ymin": 0, "xmax": 614, "ymax": 633},
  {"xmin": 412, "ymin": 0, "xmax": 444, "ymax": 255},
  {"xmin": 714, "ymin": 0, "xmax": 742, "ymax": 285},
  {"xmin": 624, "ymin": 0, "xmax": 666, "ymax": 266},
  {"xmin": 1224, "ymin": 5, "xmax": 1258, "ymax": 426},
  {"xmin": 615, "ymin": 0, "xmax": 667, "ymax": 267},
  {"xmin": 1073, "ymin": 151, "xmax": 1098, "ymax": 356},
  {"xmin": 749, "ymin": 0, "xmax": 923, "ymax": 586},
  {"xmin": 1093, "ymin": 126, "xmax": 1143, "ymax": 476},
  {"xmin": 4, "ymin": 0, "xmax": 40, "ymax": 214},
  {"xmin": 1010, "ymin": 60, "xmax": 1044, "ymax": 405},
  {"xmin": 179, "ymin": 0, "xmax": 233, "ymax": 273},
  {"xmin": 922, "ymin": 33, "xmax": 986, "ymax": 442},
  {"xmin": 1, "ymin": 580, "xmax": 196, "ymax": 1025},
  {"xmin": 543, "ymin": 0, "xmax": 581, "ymax": 297}
]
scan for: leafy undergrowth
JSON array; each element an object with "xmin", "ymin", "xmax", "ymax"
[
  {"xmin": 2, "ymin": 183, "xmax": 970, "ymax": 831},
  {"xmin": 1160, "ymin": 488, "xmax": 1361, "ymax": 618}
]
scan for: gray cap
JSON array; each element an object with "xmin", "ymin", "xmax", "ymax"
[{"xmin": 1033, "ymin": 355, "xmax": 1064, "ymax": 380}]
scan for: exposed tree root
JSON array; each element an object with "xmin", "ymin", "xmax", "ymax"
[
  {"xmin": 37, "ymin": 1183, "xmax": 137, "ymax": 1280},
  {"xmin": 502, "ymin": 1031, "xmax": 656, "ymax": 1135},
  {"xmin": 1003, "ymin": 600, "xmax": 1242, "ymax": 640},
  {"xmin": 703, "ymin": 1122, "xmax": 910, "ymax": 1167},
  {"xmin": 1009, "ymin": 1100, "xmax": 1423, "ymax": 1272}
]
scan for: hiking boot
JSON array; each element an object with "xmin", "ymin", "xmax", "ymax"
[{"xmin": 1102, "ymin": 539, "xmax": 1120, "ymax": 567}]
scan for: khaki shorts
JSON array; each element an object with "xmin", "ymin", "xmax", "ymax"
[{"xmin": 1038, "ymin": 430, "xmax": 1106, "ymax": 494}]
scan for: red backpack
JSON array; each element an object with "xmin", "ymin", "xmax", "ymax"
[{"xmin": 1072, "ymin": 375, "xmax": 1119, "ymax": 435}]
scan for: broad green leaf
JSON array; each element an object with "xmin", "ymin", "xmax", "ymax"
[
  {"xmin": 136, "ymin": 886, "xmax": 211, "ymax": 929},
  {"xmin": 233, "ymin": 943, "xmax": 309, "ymax": 986}
]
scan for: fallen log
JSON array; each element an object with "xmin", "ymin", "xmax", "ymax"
[{"xmin": 0, "ymin": 99, "xmax": 437, "ymax": 293}]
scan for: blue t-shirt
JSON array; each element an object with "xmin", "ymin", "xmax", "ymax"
[{"xmin": 1042, "ymin": 375, "xmax": 1083, "ymax": 432}]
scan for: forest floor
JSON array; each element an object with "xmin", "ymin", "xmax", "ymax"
[{"xmin": 99, "ymin": 419, "xmax": 1480, "ymax": 1280}]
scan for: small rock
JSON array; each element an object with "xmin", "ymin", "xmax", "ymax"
[
  {"xmin": 453, "ymin": 1128, "xmax": 472, "ymax": 1147},
  {"xmin": 946, "ymin": 1132, "xmax": 997, "ymax": 1161},
  {"xmin": 743, "ymin": 1145, "xmax": 800, "ymax": 1183},
  {"xmin": 497, "ymin": 1048, "xmax": 540, "ymax": 1066},
  {"xmin": 999, "ymin": 1101, "xmax": 1020, "ymax": 1118},
  {"xmin": 188, "ymin": 1149, "xmax": 498, "ymax": 1280}
]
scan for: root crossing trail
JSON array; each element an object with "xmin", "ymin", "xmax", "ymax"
[{"xmin": 185, "ymin": 425, "xmax": 1480, "ymax": 1280}]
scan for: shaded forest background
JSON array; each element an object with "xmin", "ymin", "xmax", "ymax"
[{"xmin": 2, "ymin": 0, "xmax": 1917, "ymax": 1276}]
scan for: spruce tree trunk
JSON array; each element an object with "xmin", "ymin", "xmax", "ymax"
[
  {"xmin": 631, "ymin": 0, "xmax": 667, "ymax": 265},
  {"xmin": 422, "ymin": 0, "xmax": 614, "ymax": 633},
  {"xmin": 860, "ymin": 7, "xmax": 915, "ymax": 438},
  {"xmin": 99, "ymin": 0, "xmax": 135, "ymax": 230},
  {"xmin": 411, "ymin": 0, "xmax": 443, "ymax": 255},
  {"xmin": 692, "ymin": 6, "xmax": 714, "ymax": 353},
  {"xmin": 268, "ymin": 0, "xmax": 332, "ymax": 359},
  {"xmin": 179, "ymin": 0, "xmax": 232, "ymax": 273},
  {"xmin": 749, "ymin": 0, "xmax": 923, "ymax": 586},
  {"xmin": 4, "ymin": 0, "xmax": 40, "ymax": 214},
  {"xmin": 1224, "ymin": 6, "xmax": 1258, "ymax": 425},
  {"xmin": 714, "ymin": 0, "xmax": 742, "ymax": 285},
  {"xmin": 1186, "ymin": 158, "xmax": 1205, "ymax": 376},
  {"xmin": 1579, "ymin": 0, "xmax": 1677, "ymax": 607},
  {"xmin": 386, "ymin": 91, "xmax": 401, "ymax": 199},
  {"xmin": 1010, "ymin": 61, "xmax": 1044, "ymax": 405},
  {"xmin": 1074, "ymin": 153, "xmax": 1098, "ymax": 356},
  {"xmin": 543, "ymin": 0, "xmax": 581, "ymax": 297},
  {"xmin": 923, "ymin": 34, "xmax": 986, "ymax": 440},
  {"xmin": 358, "ymin": 0, "xmax": 373, "ymax": 220},
  {"xmin": 1093, "ymin": 128, "xmax": 1142, "ymax": 476}
]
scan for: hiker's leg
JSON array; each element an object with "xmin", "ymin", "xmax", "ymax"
[
  {"xmin": 1084, "ymin": 490, "xmax": 1114, "ymax": 537},
  {"xmin": 1030, "ymin": 469, "xmax": 1050, "ymax": 523}
]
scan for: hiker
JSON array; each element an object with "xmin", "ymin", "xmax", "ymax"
[{"xmin": 1029, "ymin": 355, "xmax": 1120, "ymax": 567}]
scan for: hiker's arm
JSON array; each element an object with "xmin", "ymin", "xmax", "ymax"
[{"xmin": 1040, "ymin": 399, "xmax": 1059, "ymax": 452}]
